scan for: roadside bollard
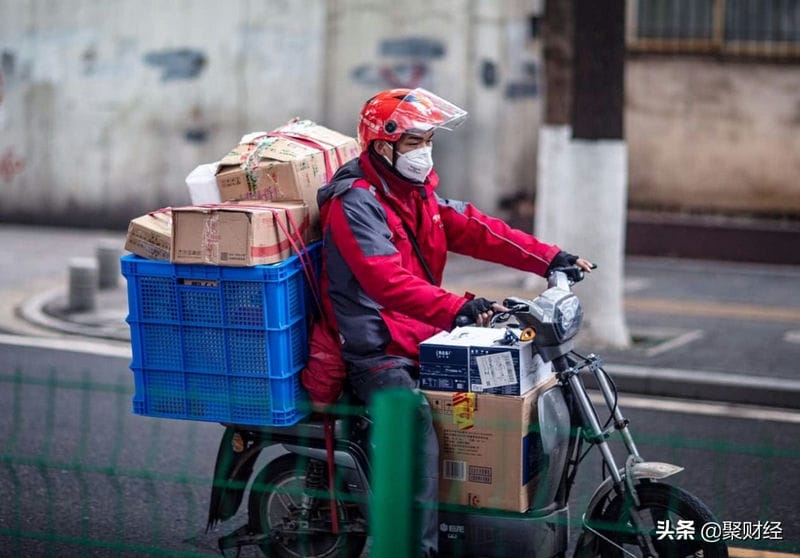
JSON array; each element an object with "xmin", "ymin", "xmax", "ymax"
[
  {"xmin": 96, "ymin": 240, "xmax": 122, "ymax": 290},
  {"xmin": 68, "ymin": 257, "xmax": 98, "ymax": 312}
]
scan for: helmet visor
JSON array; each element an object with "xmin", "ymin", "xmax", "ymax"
[{"xmin": 386, "ymin": 88, "xmax": 468, "ymax": 136}]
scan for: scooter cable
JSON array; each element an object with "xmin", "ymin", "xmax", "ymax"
[
  {"xmin": 569, "ymin": 350, "xmax": 621, "ymax": 483},
  {"xmin": 570, "ymin": 350, "xmax": 619, "ymax": 430}
]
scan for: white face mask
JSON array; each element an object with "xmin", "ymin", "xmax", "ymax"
[{"xmin": 394, "ymin": 145, "xmax": 434, "ymax": 183}]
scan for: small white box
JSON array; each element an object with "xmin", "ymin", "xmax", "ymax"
[{"xmin": 185, "ymin": 162, "xmax": 221, "ymax": 204}]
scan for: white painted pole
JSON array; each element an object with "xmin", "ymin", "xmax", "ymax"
[{"xmin": 535, "ymin": 126, "xmax": 630, "ymax": 349}]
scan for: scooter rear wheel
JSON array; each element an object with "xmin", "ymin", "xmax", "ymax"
[
  {"xmin": 248, "ymin": 454, "xmax": 367, "ymax": 558},
  {"xmin": 591, "ymin": 482, "xmax": 728, "ymax": 557}
]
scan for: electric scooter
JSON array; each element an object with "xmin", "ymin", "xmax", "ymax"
[{"xmin": 206, "ymin": 265, "xmax": 728, "ymax": 558}]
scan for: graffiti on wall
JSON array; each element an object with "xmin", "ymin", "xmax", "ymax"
[
  {"xmin": 350, "ymin": 34, "xmax": 539, "ymax": 97},
  {"xmin": 0, "ymin": 149, "xmax": 25, "ymax": 183},
  {"xmin": 144, "ymin": 48, "xmax": 207, "ymax": 81},
  {"xmin": 504, "ymin": 20, "xmax": 539, "ymax": 99},
  {"xmin": 505, "ymin": 59, "xmax": 538, "ymax": 99},
  {"xmin": 351, "ymin": 37, "xmax": 445, "ymax": 89},
  {"xmin": 0, "ymin": 50, "xmax": 25, "ymax": 183}
]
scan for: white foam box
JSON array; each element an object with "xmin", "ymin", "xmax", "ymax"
[{"xmin": 420, "ymin": 327, "xmax": 552, "ymax": 395}]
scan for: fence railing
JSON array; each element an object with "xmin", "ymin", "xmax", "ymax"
[{"xmin": 2, "ymin": 360, "xmax": 799, "ymax": 556}]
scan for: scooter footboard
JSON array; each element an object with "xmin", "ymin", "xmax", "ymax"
[{"xmin": 438, "ymin": 505, "xmax": 569, "ymax": 558}]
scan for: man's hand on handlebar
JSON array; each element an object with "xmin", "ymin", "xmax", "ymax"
[
  {"xmin": 454, "ymin": 298, "xmax": 509, "ymax": 328},
  {"xmin": 547, "ymin": 251, "xmax": 595, "ymax": 274},
  {"xmin": 574, "ymin": 257, "xmax": 595, "ymax": 272}
]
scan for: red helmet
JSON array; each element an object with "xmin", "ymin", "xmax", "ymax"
[{"xmin": 357, "ymin": 88, "xmax": 468, "ymax": 152}]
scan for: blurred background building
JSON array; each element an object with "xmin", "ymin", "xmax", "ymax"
[{"xmin": 1, "ymin": 0, "xmax": 798, "ymax": 256}]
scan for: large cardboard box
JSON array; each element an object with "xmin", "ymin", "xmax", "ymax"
[
  {"xmin": 214, "ymin": 121, "xmax": 359, "ymax": 238},
  {"xmin": 171, "ymin": 201, "xmax": 311, "ymax": 266},
  {"xmin": 271, "ymin": 119, "xmax": 361, "ymax": 172},
  {"xmin": 424, "ymin": 379, "xmax": 556, "ymax": 512},
  {"xmin": 215, "ymin": 136, "xmax": 324, "ymax": 203},
  {"xmin": 125, "ymin": 211, "xmax": 172, "ymax": 261},
  {"xmin": 420, "ymin": 327, "xmax": 552, "ymax": 395}
]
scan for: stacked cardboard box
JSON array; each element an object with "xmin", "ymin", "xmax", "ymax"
[
  {"xmin": 214, "ymin": 120, "xmax": 359, "ymax": 239},
  {"xmin": 125, "ymin": 210, "xmax": 173, "ymax": 261},
  {"xmin": 171, "ymin": 200, "xmax": 310, "ymax": 266},
  {"xmin": 424, "ymin": 378, "xmax": 556, "ymax": 512},
  {"xmin": 420, "ymin": 326, "xmax": 556, "ymax": 512},
  {"xmin": 124, "ymin": 119, "xmax": 358, "ymax": 265}
]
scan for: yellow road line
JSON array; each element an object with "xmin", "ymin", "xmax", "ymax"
[
  {"xmin": 625, "ymin": 298, "xmax": 800, "ymax": 323},
  {"xmin": 729, "ymin": 548, "xmax": 799, "ymax": 558}
]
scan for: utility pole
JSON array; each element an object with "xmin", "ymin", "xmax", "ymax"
[{"xmin": 535, "ymin": 0, "xmax": 630, "ymax": 348}]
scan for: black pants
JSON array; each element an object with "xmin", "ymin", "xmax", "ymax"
[{"xmin": 348, "ymin": 358, "xmax": 439, "ymax": 558}]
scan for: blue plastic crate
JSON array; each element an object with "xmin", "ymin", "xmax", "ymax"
[
  {"xmin": 131, "ymin": 367, "xmax": 307, "ymax": 426},
  {"xmin": 125, "ymin": 319, "xmax": 309, "ymax": 377},
  {"xmin": 121, "ymin": 242, "xmax": 321, "ymax": 331},
  {"xmin": 121, "ymin": 243, "xmax": 320, "ymax": 426}
]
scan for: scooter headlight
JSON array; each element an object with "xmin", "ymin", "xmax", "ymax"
[{"xmin": 553, "ymin": 294, "xmax": 582, "ymax": 342}]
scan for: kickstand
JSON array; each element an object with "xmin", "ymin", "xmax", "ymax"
[{"xmin": 217, "ymin": 523, "xmax": 268, "ymax": 557}]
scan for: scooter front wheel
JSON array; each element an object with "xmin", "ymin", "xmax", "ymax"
[
  {"xmin": 589, "ymin": 482, "xmax": 728, "ymax": 557},
  {"xmin": 248, "ymin": 454, "xmax": 367, "ymax": 558}
]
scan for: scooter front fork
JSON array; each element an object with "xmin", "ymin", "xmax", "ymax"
[
  {"xmin": 565, "ymin": 367, "xmax": 659, "ymax": 556},
  {"xmin": 587, "ymin": 355, "xmax": 641, "ymax": 461}
]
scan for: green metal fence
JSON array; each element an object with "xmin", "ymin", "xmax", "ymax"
[{"xmin": 2, "ymin": 357, "xmax": 799, "ymax": 557}]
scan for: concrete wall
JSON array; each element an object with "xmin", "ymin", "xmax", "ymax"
[
  {"xmin": 323, "ymin": 0, "xmax": 544, "ymax": 212},
  {"xmin": 626, "ymin": 56, "xmax": 800, "ymax": 217},
  {"xmin": 0, "ymin": 0, "xmax": 544, "ymax": 228},
  {"xmin": 4, "ymin": 1, "xmax": 794, "ymax": 228},
  {"xmin": 0, "ymin": 0, "xmax": 328, "ymax": 226}
]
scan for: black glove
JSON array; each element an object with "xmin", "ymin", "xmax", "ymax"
[
  {"xmin": 453, "ymin": 297, "xmax": 494, "ymax": 328},
  {"xmin": 546, "ymin": 251, "xmax": 579, "ymax": 274}
]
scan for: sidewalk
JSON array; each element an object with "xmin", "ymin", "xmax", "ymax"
[{"xmin": 2, "ymin": 223, "xmax": 800, "ymax": 410}]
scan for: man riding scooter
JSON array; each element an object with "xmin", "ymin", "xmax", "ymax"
[{"xmin": 301, "ymin": 87, "xmax": 593, "ymax": 557}]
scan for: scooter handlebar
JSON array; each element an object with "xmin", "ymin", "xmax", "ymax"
[{"xmin": 547, "ymin": 263, "xmax": 597, "ymax": 285}]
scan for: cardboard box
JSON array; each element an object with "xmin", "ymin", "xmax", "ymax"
[
  {"xmin": 271, "ymin": 119, "xmax": 360, "ymax": 172},
  {"xmin": 424, "ymin": 380, "xmax": 556, "ymax": 512},
  {"xmin": 125, "ymin": 211, "xmax": 172, "ymax": 261},
  {"xmin": 215, "ymin": 136, "xmax": 324, "ymax": 203},
  {"xmin": 171, "ymin": 201, "xmax": 310, "ymax": 266},
  {"xmin": 419, "ymin": 327, "xmax": 553, "ymax": 395},
  {"xmin": 214, "ymin": 121, "xmax": 359, "ymax": 238}
]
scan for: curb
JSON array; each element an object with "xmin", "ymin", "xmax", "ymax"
[
  {"xmin": 626, "ymin": 210, "xmax": 800, "ymax": 265},
  {"xmin": 601, "ymin": 363, "xmax": 800, "ymax": 411},
  {"xmin": 18, "ymin": 287, "xmax": 131, "ymax": 342}
]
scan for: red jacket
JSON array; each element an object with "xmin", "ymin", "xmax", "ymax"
[{"xmin": 301, "ymin": 151, "xmax": 560, "ymax": 403}]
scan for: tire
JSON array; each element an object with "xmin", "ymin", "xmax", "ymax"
[
  {"xmin": 248, "ymin": 454, "xmax": 367, "ymax": 558},
  {"xmin": 590, "ymin": 482, "xmax": 728, "ymax": 558}
]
